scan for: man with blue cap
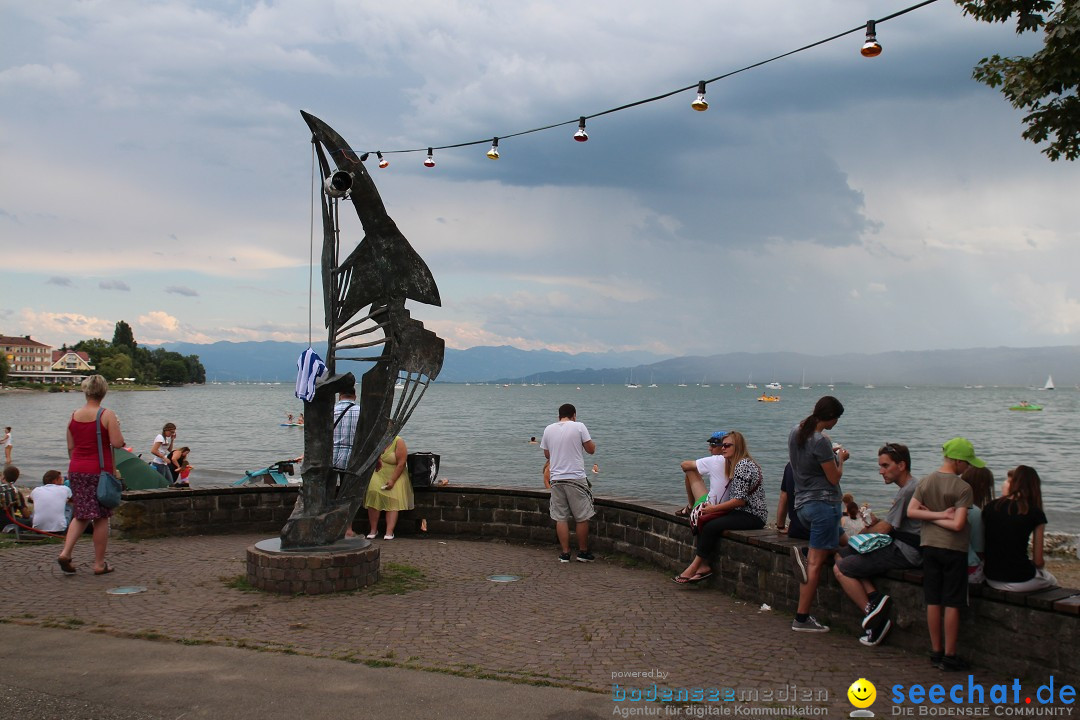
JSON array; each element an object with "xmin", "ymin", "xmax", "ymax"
[{"xmin": 675, "ymin": 430, "xmax": 730, "ymax": 518}]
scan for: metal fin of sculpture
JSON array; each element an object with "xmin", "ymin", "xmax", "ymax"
[{"xmin": 279, "ymin": 112, "xmax": 444, "ymax": 549}]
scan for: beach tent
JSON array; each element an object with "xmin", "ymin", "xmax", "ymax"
[{"xmin": 114, "ymin": 447, "xmax": 170, "ymax": 490}]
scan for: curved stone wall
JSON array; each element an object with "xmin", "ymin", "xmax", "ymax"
[{"xmin": 115, "ymin": 484, "xmax": 1078, "ymax": 677}]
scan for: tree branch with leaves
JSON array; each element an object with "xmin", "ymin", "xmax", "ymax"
[{"xmin": 956, "ymin": 0, "xmax": 1080, "ymax": 161}]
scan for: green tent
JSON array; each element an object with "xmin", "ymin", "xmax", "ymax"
[{"xmin": 114, "ymin": 447, "xmax": 170, "ymax": 490}]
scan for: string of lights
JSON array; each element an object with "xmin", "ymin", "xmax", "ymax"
[{"xmin": 352, "ymin": 0, "xmax": 940, "ymax": 168}]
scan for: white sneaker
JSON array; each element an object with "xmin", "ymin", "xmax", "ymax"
[
  {"xmin": 365, "ymin": 532, "xmax": 377, "ymax": 539},
  {"xmin": 383, "ymin": 534, "xmax": 395, "ymax": 540}
]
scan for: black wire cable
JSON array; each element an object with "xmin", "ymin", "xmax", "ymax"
[{"xmin": 353, "ymin": 0, "xmax": 940, "ymax": 158}]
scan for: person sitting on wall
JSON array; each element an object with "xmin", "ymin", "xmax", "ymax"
[
  {"xmin": 674, "ymin": 431, "xmax": 767, "ymax": 584},
  {"xmin": 833, "ymin": 442, "xmax": 922, "ymax": 647}
]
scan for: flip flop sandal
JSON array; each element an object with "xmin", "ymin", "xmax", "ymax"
[
  {"xmin": 672, "ymin": 574, "xmax": 694, "ymax": 584},
  {"xmin": 57, "ymin": 557, "xmax": 76, "ymax": 575},
  {"xmin": 94, "ymin": 562, "xmax": 115, "ymax": 576},
  {"xmin": 674, "ymin": 505, "xmax": 691, "ymax": 518},
  {"xmin": 688, "ymin": 571, "xmax": 713, "ymax": 583}
]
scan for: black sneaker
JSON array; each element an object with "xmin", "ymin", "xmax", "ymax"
[
  {"xmin": 862, "ymin": 594, "xmax": 892, "ymax": 629},
  {"xmin": 558, "ymin": 552, "xmax": 571, "ymax": 563},
  {"xmin": 858, "ymin": 619, "xmax": 892, "ymax": 646},
  {"xmin": 576, "ymin": 550, "xmax": 596, "ymax": 563},
  {"xmin": 790, "ymin": 546, "xmax": 809, "ymax": 584},
  {"xmin": 929, "ymin": 650, "xmax": 944, "ymax": 667},
  {"xmin": 938, "ymin": 655, "xmax": 971, "ymax": 672}
]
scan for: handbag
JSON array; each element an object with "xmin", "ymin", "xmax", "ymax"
[
  {"xmin": 94, "ymin": 408, "xmax": 123, "ymax": 508},
  {"xmin": 847, "ymin": 532, "xmax": 892, "ymax": 554},
  {"xmin": 690, "ymin": 473, "xmax": 762, "ymax": 535},
  {"xmin": 406, "ymin": 452, "xmax": 440, "ymax": 489}
]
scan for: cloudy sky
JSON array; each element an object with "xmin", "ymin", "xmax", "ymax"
[{"xmin": 2, "ymin": 0, "xmax": 1077, "ymax": 357}]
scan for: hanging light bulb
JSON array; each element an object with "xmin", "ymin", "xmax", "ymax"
[
  {"xmin": 377, "ymin": 151, "xmax": 389, "ymax": 169},
  {"xmin": 691, "ymin": 81, "xmax": 708, "ymax": 112},
  {"xmin": 861, "ymin": 20, "xmax": 882, "ymax": 57},
  {"xmin": 486, "ymin": 137, "xmax": 500, "ymax": 160},
  {"xmin": 574, "ymin": 116, "xmax": 589, "ymax": 142},
  {"xmin": 424, "ymin": 147, "xmax": 435, "ymax": 168}
]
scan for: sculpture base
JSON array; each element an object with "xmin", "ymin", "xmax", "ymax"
[{"xmin": 246, "ymin": 537, "xmax": 380, "ymax": 595}]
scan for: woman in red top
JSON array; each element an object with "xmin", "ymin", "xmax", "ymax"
[{"xmin": 57, "ymin": 375, "xmax": 125, "ymax": 575}]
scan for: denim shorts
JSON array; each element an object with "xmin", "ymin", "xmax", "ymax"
[{"xmin": 796, "ymin": 500, "xmax": 842, "ymax": 550}]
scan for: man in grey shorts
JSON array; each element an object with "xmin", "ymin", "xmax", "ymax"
[
  {"xmin": 541, "ymin": 403, "xmax": 597, "ymax": 563},
  {"xmin": 833, "ymin": 442, "xmax": 922, "ymax": 647}
]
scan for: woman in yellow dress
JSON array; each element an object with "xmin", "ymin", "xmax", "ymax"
[{"xmin": 364, "ymin": 436, "xmax": 413, "ymax": 539}]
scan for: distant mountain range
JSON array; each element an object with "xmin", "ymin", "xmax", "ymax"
[
  {"xmin": 152, "ymin": 341, "xmax": 1080, "ymax": 387},
  {"xmin": 152, "ymin": 341, "xmax": 669, "ymax": 384}
]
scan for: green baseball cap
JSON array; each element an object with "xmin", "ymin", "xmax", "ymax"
[{"xmin": 942, "ymin": 437, "xmax": 985, "ymax": 468}]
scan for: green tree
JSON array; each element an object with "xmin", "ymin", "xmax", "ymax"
[
  {"xmin": 74, "ymin": 338, "xmax": 118, "ymax": 367},
  {"xmin": 111, "ymin": 320, "xmax": 137, "ymax": 351},
  {"xmin": 184, "ymin": 354, "xmax": 206, "ymax": 384},
  {"xmin": 98, "ymin": 353, "xmax": 134, "ymax": 381},
  {"xmin": 0, "ymin": 352, "xmax": 8, "ymax": 384},
  {"xmin": 157, "ymin": 358, "xmax": 189, "ymax": 385},
  {"xmin": 956, "ymin": 0, "xmax": 1080, "ymax": 161}
]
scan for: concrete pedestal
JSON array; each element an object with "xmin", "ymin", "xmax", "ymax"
[{"xmin": 246, "ymin": 537, "xmax": 380, "ymax": 595}]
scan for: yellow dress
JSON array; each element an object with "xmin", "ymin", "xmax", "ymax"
[{"xmin": 363, "ymin": 437, "xmax": 414, "ymax": 511}]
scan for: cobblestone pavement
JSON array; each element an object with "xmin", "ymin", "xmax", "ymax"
[{"xmin": 0, "ymin": 534, "xmax": 1064, "ymax": 717}]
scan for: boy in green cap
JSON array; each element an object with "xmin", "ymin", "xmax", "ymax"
[{"xmin": 907, "ymin": 437, "xmax": 982, "ymax": 671}]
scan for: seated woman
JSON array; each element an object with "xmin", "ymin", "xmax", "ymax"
[
  {"xmin": 674, "ymin": 431, "xmax": 768, "ymax": 583},
  {"xmin": 982, "ymin": 465, "xmax": 1058, "ymax": 592}
]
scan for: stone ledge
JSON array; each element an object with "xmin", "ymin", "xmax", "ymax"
[{"xmin": 113, "ymin": 482, "xmax": 1077, "ymax": 677}]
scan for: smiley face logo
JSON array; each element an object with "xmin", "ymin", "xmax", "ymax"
[{"xmin": 847, "ymin": 678, "xmax": 876, "ymax": 709}]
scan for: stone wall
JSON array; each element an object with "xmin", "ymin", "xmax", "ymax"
[{"xmin": 115, "ymin": 484, "xmax": 1078, "ymax": 678}]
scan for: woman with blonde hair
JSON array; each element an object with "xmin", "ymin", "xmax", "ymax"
[
  {"xmin": 674, "ymin": 431, "xmax": 768, "ymax": 584},
  {"xmin": 57, "ymin": 375, "xmax": 125, "ymax": 575}
]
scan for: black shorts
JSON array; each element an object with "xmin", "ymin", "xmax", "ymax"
[{"xmin": 922, "ymin": 546, "xmax": 968, "ymax": 608}]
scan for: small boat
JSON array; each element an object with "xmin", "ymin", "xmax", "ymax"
[
  {"xmin": 280, "ymin": 422, "xmax": 304, "ymax": 427},
  {"xmin": 757, "ymin": 394, "xmax": 780, "ymax": 403},
  {"xmin": 765, "ymin": 381, "xmax": 782, "ymax": 390},
  {"xmin": 1009, "ymin": 402, "xmax": 1043, "ymax": 411},
  {"xmin": 1041, "ymin": 375, "xmax": 1055, "ymax": 390},
  {"xmin": 233, "ymin": 460, "xmax": 300, "ymax": 486},
  {"xmin": 745, "ymin": 373, "xmax": 757, "ymax": 390}
]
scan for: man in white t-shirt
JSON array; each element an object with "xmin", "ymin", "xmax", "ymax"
[
  {"xmin": 677, "ymin": 430, "xmax": 729, "ymax": 516},
  {"xmin": 30, "ymin": 470, "xmax": 72, "ymax": 532},
  {"xmin": 540, "ymin": 403, "xmax": 597, "ymax": 563}
]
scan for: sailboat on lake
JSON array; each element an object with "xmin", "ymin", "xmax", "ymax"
[{"xmin": 1042, "ymin": 375, "xmax": 1055, "ymax": 390}]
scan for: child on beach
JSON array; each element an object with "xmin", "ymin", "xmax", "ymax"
[{"xmin": 907, "ymin": 437, "xmax": 978, "ymax": 671}]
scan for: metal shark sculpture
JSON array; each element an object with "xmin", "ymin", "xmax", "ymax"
[{"xmin": 279, "ymin": 111, "xmax": 444, "ymax": 549}]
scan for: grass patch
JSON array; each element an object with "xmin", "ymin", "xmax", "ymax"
[
  {"xmin": 367, "ymin": 562, "xmax": 430, "ymax": 596},
  {"xmin": 221, "ymin": 574, "xmax": 257, "ymax": 592}
]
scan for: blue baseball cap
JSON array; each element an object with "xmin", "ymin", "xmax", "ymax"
[{"xmin": 708, "ymin": 431, "xmax": 729, "ymax": 445}]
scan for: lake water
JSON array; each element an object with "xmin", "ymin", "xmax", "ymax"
[{"xmin": 4, "ymin": 382, "xmax": 1078, "ymax": 534}]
